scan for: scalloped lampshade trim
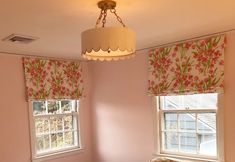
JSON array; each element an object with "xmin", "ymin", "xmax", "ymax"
[{"xmin": 81, "ymin": 27, "xmax": 136, "ymax": 61}]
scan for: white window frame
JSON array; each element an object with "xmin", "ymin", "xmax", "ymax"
[
  {"xmin": 28, "ymin": 100, "xmax": 83, "ymax": 162},
  {"xmin": 153, "ymin": 94, "xmax": 224, "ymax": 162}
]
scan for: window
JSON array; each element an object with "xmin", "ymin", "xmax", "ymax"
[
  {"xmin": 29, "ymin": 100, "xmax": 81, "ymax": 161},
  {"xmin": 156, "ymin": 93, "xmax": 224, "ymax": 161}
]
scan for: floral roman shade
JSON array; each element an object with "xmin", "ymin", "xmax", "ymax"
[
  {"xmin": 23, "ymin": 57, "xmax": 84, "ymax": 100},
  {"xmin": 148, "ymin": 35, "xmax": 226, "ymax": 96}
]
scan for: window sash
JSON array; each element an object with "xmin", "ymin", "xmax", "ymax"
[
  {"xmin": 34, "ymin": 112, "xmax": 78, "ymax": 118},
  {"xmin": 159, "ymin": 95, "xmax": 218, "ymax": 110},
  {"xmin": 36, "ymin": 142, "xmax": 79, "ymax": 157},
  {"xmin": 160, "ymin": 109, "xmax": 217, "ymax": 113},
  {"xmin": 157, "ymin": 96, "xmax": 219, "ymax": 160},
  {"xmin": 29, "ymin": 100, "xmax": 81, "ymax": 160},
  {"xmin": 32, "ymin": 100, "xmax": 78, "ymax": 116},
  {"xmin": 160, "ymin": 115, "xmax": 217, "ymax": 155}
]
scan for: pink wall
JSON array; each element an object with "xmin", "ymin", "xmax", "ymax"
[
  {"xmin": 90, "ymin": 32, "xmax": 235, "ymax": 162},
  {"xmin": 224, "ymin": 32, "xmax": 235, "ymax": 162},
  {"xmin": 90, "ymin": 55, "xmax": 155, "ymax": 162},
  {"xmin": 1, "ymin": 32, "xmax": 235, "ymax": 162},
  {"xmin": 0, "ymin": 54, "xmax": 92, "ymax": 162}
]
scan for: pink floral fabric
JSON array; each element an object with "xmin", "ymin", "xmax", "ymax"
[
  {"xmin": 148, "ymin": 35, "xmax": 225, "ymax": 96},
  {"xmin": 23, "ymin": 57, "xmax": 84, "ymax": 100}
]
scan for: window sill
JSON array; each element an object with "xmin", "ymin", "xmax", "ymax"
[
  {"xmin": 152, "ymin": 153, "xmax": 223, "ymax": 162},
  {"xmin": 32, "ymin": 148, "xmax": 84, "ymax": 162}
]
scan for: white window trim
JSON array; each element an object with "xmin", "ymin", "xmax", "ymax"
[
  {"xmin": 28, "ymin": 100, "xmax": 84, "ymax": 162},
  {"xmin": 152, "ymin": 94, "xmax": 224, "ymax": 162}
]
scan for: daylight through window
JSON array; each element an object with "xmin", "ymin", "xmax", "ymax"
[
  {"xmin": 157, "ymin": 93, "xmax": 221, "ymax": 160},
  {"xmin": 29, "ymin": 100, "xmax": 80, "ymax": 158}
]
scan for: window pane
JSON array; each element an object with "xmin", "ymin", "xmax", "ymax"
[
  {"xmin": 57, "ymin": 133, "xmax": 64, "ymax": 147},
  {"xmin": 163, "ymin": 132, "xmax": 178, "ymax": 152},
  {"xmin": 44, "ymin": 135, "xmax": 50, "ymax": 150},
  {"xmin": 43, "ymin": 119, "xmax": 50, "ymax": 133},
  {"xmin": 48, "ymin": 101, "xmax": 60, "ymax": 114},
  {"xmin": 36, "ymin": 136, "xmax": 44, "ymax": 152},
  {"xmin": 50, "ymin": 117, "xmax": 63, "ymax": 132},
  {"xmin": 35, "ymin": 118, "xmax": 49, "ymax": 134},
  {"xmin": 51, "ymin": 133, "xmax": 64, "ymax": 149},
  {"xmin": 184, "ymin": 94, "xmax": 217, "ymax": 109},
  {"xmin": 64, "ymin": 116, "xmax": 73, "ymax": 130},
  {"xmin": 36, "ymin": 135, "xmax": 50, "ymax": 153},
  {"xmin": 162, "ymin": 93, "xmax": 217, "ymax": 110},
  {"xmin": 61, "ymin": 100, "xmax": 72, "ymax": 113},
  {"xmin": 197, "ymin": 113, "xmax": 216, "ymax": 133},
  {"xmin": 33, "ymin": 101, "xmax": 46, "ymax": 115},
  {"xmin": 164, "ymin": 113, "xmax": 177, "ymax": 130},
  {"xmin": 179, "ymin": 133, "xmax": 197, "ymax": 154},
  {"xmin": 199, "ymin": 133, "xmax": 217, "ymax": 156},
  {"xmin": 35, "ymin": 118, "xmax": 43, "ymax": 134},
  {"xmin": 64, "ymin": 131, "xmax": 74, "ymax": 146},
  {"xmin": 51, "ymin": 134, "xmax": 57, "ymax": 149},
  {"xmin": 179, "ymin": 113, "xmax": 196, "ymax": 131},
  {"xmin": 163, "ymin": 96, "xmax": 181, "ymax": 110}
]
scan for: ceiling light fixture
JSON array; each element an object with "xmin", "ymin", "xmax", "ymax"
[{"xmin": 81, "ymin": 0, "xmax": 136, "ymax": 61}]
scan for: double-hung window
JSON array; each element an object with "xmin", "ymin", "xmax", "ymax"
[
  {"xmin": 156, "ymin": 93, "xmax": 224, "ymax": 161},
  {"xmin": 29, "ymin": 99, "xmax": 81, "ymax": 161}
]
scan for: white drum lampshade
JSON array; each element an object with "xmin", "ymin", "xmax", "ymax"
[{"xmin": 81, "ymin": 27, "xmax": 136, "ymax": 61}]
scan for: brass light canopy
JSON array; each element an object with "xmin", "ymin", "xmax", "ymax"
[
  {"xmin": 81, "ymin": 0, "xmax": 136, "ymax": 61},
  {"xmin": 98, "ymin": 0, "xmax": 116, "ymax": 10}
]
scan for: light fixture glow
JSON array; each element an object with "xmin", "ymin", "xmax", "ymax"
[{"xmin": 81, "ymin": 0, "xmax": 136, "ymax": 61}]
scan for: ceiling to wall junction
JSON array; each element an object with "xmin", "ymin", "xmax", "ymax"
[{"xmin": 0, "ymin": 0, "xmax": 235, "ymax": 59}]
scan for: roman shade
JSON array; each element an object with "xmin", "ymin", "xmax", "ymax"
[
  {"xmin": 148, "ymin": 35, "xmax": 226, "ymax": 96},
  {"xmin": 23, "ymin": 57, "xmax": 84, "ymax": 100}
]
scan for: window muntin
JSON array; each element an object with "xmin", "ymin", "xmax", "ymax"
[
  {"xmin": 158, "ymin": 93, "xmax": 218, "ymax": 159},
  {"xmin": 30, "ymin": 100, "xmax": 80, "ymax": 157}
]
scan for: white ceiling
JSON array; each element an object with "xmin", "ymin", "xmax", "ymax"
[{"xmin": 0, "ymin": 0, "xmax": 235, "ymax": 59}]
